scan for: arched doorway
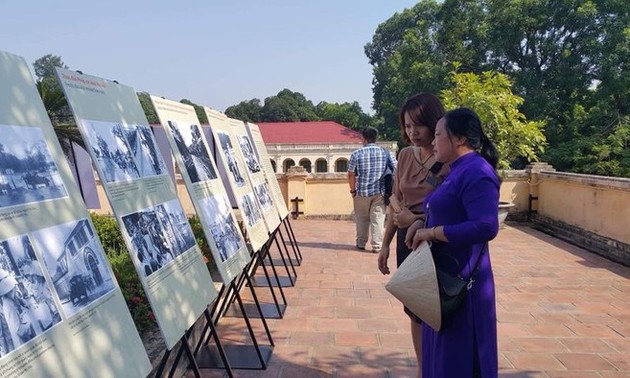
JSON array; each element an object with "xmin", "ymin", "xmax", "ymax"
[
  {"xmin": 299, "ymin": 158, "xmax": 312, "ymax": 173},
  {"xmin": 315, "ymin": 158, "xmax": 328, "ymax": 173},
  {"xmin": 335, "ymin": 158, "xmax": 349, "ymax": 172},
  {"xmin": 283, "ymin": 159, "xmax": 295, "ymax": 172},
  {"xmin": 84, "ymin": 248, "xmax": 103, "ymax": 287}
]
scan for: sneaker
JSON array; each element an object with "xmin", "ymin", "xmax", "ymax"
[
  {"xmin": 372, "ymin": 249, "xmax": 380, "ymax": 254},
  {"xmin": 355, "ymin": 245, "xmax": 365, "ymax": 250}
]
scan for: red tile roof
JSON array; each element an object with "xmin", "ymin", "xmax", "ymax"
[{"xmin": 256, "ymin": 121, "xmax": 363, "ymax": 144}]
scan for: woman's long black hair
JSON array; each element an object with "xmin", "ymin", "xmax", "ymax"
[{"xmin": 442, "ymin": 107, "xmax": 499, "ymax": 170}]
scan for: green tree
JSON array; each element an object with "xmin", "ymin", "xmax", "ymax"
[
  {"xmin": 486, "ymin": 0, "xmax": 600, "ymax": 142},
  {"xmin": 314, "ymin": 101, "xmax": 373, "ymax": 130},
  {"xmin": 364, "ymin": 0, "xmax": 488, "ymax": 139},
  {"xmin": 369, "ymin": 0, "xmax": 630, "ymax": 176},
  {"xmin": 137, "ymin": 92, "xmax": 159, "ymax": 124},
  {"xmin": 547, "ymin": 105, "xmax": 630, "ymax": 176},
  {"xmin": 485, "ymin": 0, "xmax": 630, "ymax": 176},
  {"xmin": 180, "ymin": 99, "xmax": 209, "ymax": 124},
  {"xmin": 33, "ymin": 54, "xmax": 68, "ymax": 81},
  {"xmin": 260, "ymin": 89, "xmax": 319, "ymax": 122},
  {"xmin": 440, "ymin": 69, "xmax": 547, "ymax": 169},
  {"xmin": 224, "ymin": 91, "xmax": 375, "ymax": 128},
  {"xmin": 225, "ymin": 99, "xmax": 262, "ymax": 122},
  {"xmin": 32, "ymin": 55, "xmax": 83, "ymax": 150}
]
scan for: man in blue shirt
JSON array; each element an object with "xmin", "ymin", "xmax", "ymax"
[{"xmin": 348, "ymin": 127, "xmax": 397, "ymax": 252}]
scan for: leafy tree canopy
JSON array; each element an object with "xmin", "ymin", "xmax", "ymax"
[
  {"xmin": 225, "ymin": 99, "xmax": 262, "ymax": 123},
  {"xmin": 180, "ymin": 99, "xmax": 209, "ymax": 124},
  {"xmin": 260, "ymin": 89, "xmax": 319, "ymax": 122},
  {"xmin": 137, "ymin": 92, "xmax": 159, "ymax": 124},
  {"xmin": 33, "ymin": 54, "xmax": 68, "ymax": 81},
  {"xmin": 314, "ymin": 101, "xmax": 373, "ymax": 130},
  {"xmin": 367, "ymin": 0, "xmax": 630, "ymax": 176},
  {"xmin": 440, "ymin": 68, "xmax": 547, "ymax": 169},
  {"xmin": 32, "ymin": 54, "xmax": 81, "ymax": 150},
  {"xmin": 364, "ymin": 0, "xmax": 489, "ymax": 139},
  {"xmin": 225, "ymin": 89, "xmax": 375, "ymax": 130}
]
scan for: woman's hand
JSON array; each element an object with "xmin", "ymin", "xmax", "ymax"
[
  {"xmin": 404, "ymin": 219, "xmax": 424, "ymax": 245},
  {"xmin": 377, "ymin": 246, "xmax": 391, "ymax": 275},
  {"xmin": 389, "ymin": 196, "xmax": 402, "ymax": 213},
  {"xmin": 393, "ymin": 207, "xmax": 416, "ymax": 229},
  {"xmin": 406, "ymin": 227, "xmax": 433, "ymax": 250}
]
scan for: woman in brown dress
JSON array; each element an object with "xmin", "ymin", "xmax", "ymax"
[{"xmin": 377, "ymin": 93, "xmax": 447, "ymax": 377}]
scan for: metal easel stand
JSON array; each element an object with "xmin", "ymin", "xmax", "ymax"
[
  {"xmin": 195, "ymin": 279, "xmax": 274, "ymax": 370},
  {"xmin": 273, "ymin": 223, "xmax": 298, "ymax": 280},
  {"xmin": 282, "ymin": 215, "xmax": 303, "ymax": 265},
  {"xmin": 253, "ymin": 226, "xmax": 298, "ymax": 287},
  {"xmin": 155, "ymin": 306, "xmax": 232, "ymax": 377},
  {"xmin": 225, "ymin": 243, "xmax": 287, "ymax": 319}
]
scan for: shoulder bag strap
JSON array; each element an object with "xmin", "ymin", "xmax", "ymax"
[
  {"xmin": 426, "ymin": 211, "xmax": 487, "ymax": 289},
  {"xmin": 465, "ymin": 242, "xmax": 487, "ymax": 289},
  {"xmin": 381, "ymin": 147, "xmax": 392, "ymax": 175}
]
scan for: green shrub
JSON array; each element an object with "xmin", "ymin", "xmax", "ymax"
[
  {"xmin": 91, "ymin": 213, "xmax": 154, "ymax": 333},
  {"xmin": 91, "ymin": 212, "xmax": 217, "ymax": 334},
  {"xmin": 188, "ymin": 215, "xmax": 219, "ymax": 274},
  {"xmin": 90, "ymin": 213, "xmax": 126, "ymax": 256},
  {"xmin": 188, "ymin": 215, "xmax": 209, "ymax": 260}
]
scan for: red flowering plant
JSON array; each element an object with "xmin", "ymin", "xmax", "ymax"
[{"xmin": 108, "ymin": 250, "xmax": 155, "ymax": 333}]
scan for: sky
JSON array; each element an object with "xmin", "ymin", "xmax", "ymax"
[{"xmin": 0, "ymin": 1, "xmax": 418, "ymax": 114}]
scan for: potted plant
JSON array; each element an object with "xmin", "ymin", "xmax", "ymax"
[{"xmin": 498, "ymin": 201, "xmax": 515, "ymax": 227}]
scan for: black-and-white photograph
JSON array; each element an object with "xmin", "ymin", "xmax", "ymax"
[
  {"xmin": 240, "ymin": 192, "xmax": 262, "ymax": 228},
  {"xmin": 254, "ymin": 182, "xmax": 274, "ymax": 211},
  {"xmin": 238, "ymin": 135, "xmax": 261, "ymax": 174},
  {"xmin": 217, "ymin": 131, "xmax": 245, "ymax": 188},
  {"xmin": 155, "ymin": 199, "xmax": 196, "ymax": 256},
  {"xmin": 167, "ymin": 121, "xmax": 217, "ymax": 183},
  {"xmin": 0, "ymin": 234, "xmax": 62, "ymax": 358},
  {"xmin": 81, "ymin": 119, "xmax": 141, "ymax": 183},
  {"xmin": 124, "ymin": 124, "xmax": 167, "ymax": 177},
  {"xmin": 0, "ymin": 124, "xmax": 68, "ymax": 209},
  {"xmin": 198, "ymin": 195, "xmax": 244, "ymax": 262},
  {"xmin": 31, "ymin": 219, "xmax": 115, "ymax": 319},
  {"xmin": 122, "ymin": 199, "xmax": 196, "ymax": 278}
]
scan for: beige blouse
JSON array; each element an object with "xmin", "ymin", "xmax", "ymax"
[{"xmin": 391, "ymin": 146, "xmax": 449, "ymax": 214}]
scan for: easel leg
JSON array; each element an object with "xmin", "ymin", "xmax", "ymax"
[{"xmin": 284, "ymin": 217, "xmax": 302, "ymax": 263}]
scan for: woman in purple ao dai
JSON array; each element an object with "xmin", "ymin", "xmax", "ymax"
[{"xmin": 406, "ymin": 107, "xmax": 500, "ymax": 378}]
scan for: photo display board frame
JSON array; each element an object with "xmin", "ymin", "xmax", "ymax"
[
  {"xmin": 56, "ymin": 67, "xmax": 217, "ymax": 349},
  {"xmin": 151, "ymin": 96, "xmax": 251, "ymax": 284},
  {"xmin": 228, "ymin": 119, "xmax": 281, "ymax": 232},
  {"xmin": 0, "ymin": 51, "xmax": 150, "ymax": 377},
  {"xmin": 245, "ymin": 123, "xmax": 290, "ymax": 220},
  {"xmin": 204, "ymin": 110, "xmax": 268, "ymax": 252}
]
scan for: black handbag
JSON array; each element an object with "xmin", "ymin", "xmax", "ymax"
[
  {"xmin": 434, "ymin": 244, "xmax": 486, "ymax": 319},
  {"xmin": 380, "ymin": 148, "xmax": 394, "ymax": 205},
  {"xmin": 382, "ymin": 167, "xmax": 393, "ymax": 205}
]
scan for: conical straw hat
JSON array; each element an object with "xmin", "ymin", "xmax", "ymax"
[{"xmin": 385, "ymin": 241, "xmax": 442, "ymax": 331}]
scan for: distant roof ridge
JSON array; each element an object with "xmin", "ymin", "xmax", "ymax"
[
  {"xmin": 256, "ymin": 121, "xmax": 363, "ymax": 144},
  {"xmin": 150, "ymin": 121, "xmax": 365, "ymax": 144}
]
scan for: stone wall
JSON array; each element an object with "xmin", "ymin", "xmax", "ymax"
[
  {"xmin": 91, "ymin": 162, "xmax": 630, "ymax": 266},
  {"xmin": 529, "ymin": 167, "xmax": 630, "ymax": 266},
  {"xmin": 531, "ymin": 213, "xmax": 630, "ymax": 267}
]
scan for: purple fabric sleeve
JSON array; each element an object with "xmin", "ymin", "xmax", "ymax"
[{"xmin": 442, "ymin": 171, "xmax": 500, "ymax": 244}]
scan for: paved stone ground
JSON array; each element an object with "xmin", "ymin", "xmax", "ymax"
[{"xmin": 190, "ymin": 219, "xmax": 630, "ymax": 377}]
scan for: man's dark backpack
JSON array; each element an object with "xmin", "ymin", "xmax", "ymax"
[{"xmin": 381, "ymin": 148, "xmax": 394, "ymax": 205}]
